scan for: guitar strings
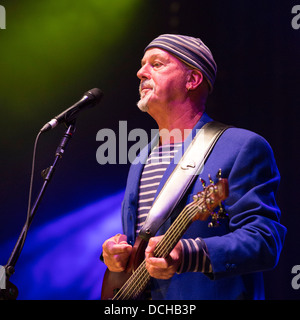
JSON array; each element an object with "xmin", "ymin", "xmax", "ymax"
[
  {"xmin": 154, "ymin": 203, "xmax": 200, "ymax": 257},
  {"xmin": 157, "ymin": 187, "xmax": 213, "ymax": 259},
  {"xmin": 113, "ymin": 260, "xmax": 148, "ymax": 300},
  {"xmin": 154, "ymin": 187, "xmax": 211, "ymax": 258},
  {"xmin": 113, "ymin": 200, "xmax": 205, "ymax": 300},
  {"xmin": 113, "ymin": 203, "xmax": 200, "ymax": 300},
  {"xmin": 113, "ymin": 188, "xmax": 213, "ymax": 300}
]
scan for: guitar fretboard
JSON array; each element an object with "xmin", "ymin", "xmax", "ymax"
[{"xmin": 113, "ymin": 201, "xmax": 201, "ymax": 300}]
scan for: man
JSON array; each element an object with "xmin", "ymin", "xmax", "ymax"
[{"xmin": 102, "ymin": 34, "xmax": 286, "ymax": 299}]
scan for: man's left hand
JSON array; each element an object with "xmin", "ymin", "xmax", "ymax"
[{"xmin": 145, "ymin": 236, "xmax": 183, "ymax": 279}]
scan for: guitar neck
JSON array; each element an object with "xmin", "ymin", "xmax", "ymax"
[
  {"xmin": 154, "ymin": 201, "xmax": 199, "ymax": 258},
  {"xmin": 112, "ymin": 202, "xmax": 200, "ymax": 300}
]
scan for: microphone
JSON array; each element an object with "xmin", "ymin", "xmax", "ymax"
[{"xmin": 40, "ymin": 88, "xmax": 103, "ymax": 133}]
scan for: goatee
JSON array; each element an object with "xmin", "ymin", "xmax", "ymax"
[{"xmin": 137, "ymin": 79, "xmax": 155, "ymax": 112}]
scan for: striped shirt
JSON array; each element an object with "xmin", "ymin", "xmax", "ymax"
[
  {"xmin": 136, "ymin": 143, "xmax": 182, "ymax": 235},
  {"xmin": 136, "ymin": 143, "xmax": 212, "ymax": 274}
]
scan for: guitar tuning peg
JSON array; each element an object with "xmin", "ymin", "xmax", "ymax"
[
  {"xmin": 217, "ymin": 203, "xmax": 228, "ymax": 219},
  {"xmin": 208, "ymin": 213, "xmax": 219, "ymax": 228},
  {"xmin": 208, "ymin": 174, "xmax": 214, "ymax": 184},
  {"xmin": 208, "ymin": 220, "xmax": 219, "ymax": 228},
  {"xmin": 200, "ymin": 178, "xmax": 206, "ymax": 188},
  {"xmin": 208, "ymin": 203, "xmax": 228, "ymax": 228},
  {"xmin": 216, "ymin": 168, "xmax": 222, "ymax": 180}
]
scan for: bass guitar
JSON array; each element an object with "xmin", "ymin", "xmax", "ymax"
[{"xmin": 101, "ymin": 175, "xmax": 229, "ymax": 300}]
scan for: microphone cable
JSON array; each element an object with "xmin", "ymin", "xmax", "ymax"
[{"xmin": 5, "ymin": 130, "xmax": 42, "ymax": 271}]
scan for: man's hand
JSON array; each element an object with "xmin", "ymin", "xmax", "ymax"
[
  {"xmin": 145, "ymin": 236, "xmax": 183, "ymax": 279},
  {"xmin": 102, "ymin": 234, "xmax": 132, "ymax": 272}
]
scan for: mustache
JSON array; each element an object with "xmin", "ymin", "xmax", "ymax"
[{"xmin": 139, "ymin": 79, "xmax": 155, "ymax": 93}]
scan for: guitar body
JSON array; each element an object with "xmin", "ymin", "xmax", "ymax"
[
  {"xmin": 101, "ymin": 269, "xmax": 132, "ymax": 300},
  {"xmin": 101, "ymin": 236, "xmax": 148, "ymax": 300}
]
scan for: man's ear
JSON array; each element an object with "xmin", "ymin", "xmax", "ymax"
[{"xmin": 186, "ymin": 69, "xmax": 204, "ymax": 91}]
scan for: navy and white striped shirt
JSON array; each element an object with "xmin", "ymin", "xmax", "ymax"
[
  {"xmin": 136, "ymin": 143, "xmax": 212, "ymax": 274},
  {"xmin": 136, "ymin": 143, "xmax": 182, "ymax": 235}
]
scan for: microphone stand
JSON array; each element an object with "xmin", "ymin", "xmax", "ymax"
[{"xmin": 0, "ymin": 121, "xmax": 76, "ymax": 300}]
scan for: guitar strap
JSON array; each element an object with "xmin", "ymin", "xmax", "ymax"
[{"xmin": 139, "ymin": 121, "xmax": 231, "ymax": 240}]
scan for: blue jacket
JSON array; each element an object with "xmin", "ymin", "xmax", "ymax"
[{"xmin": 121, "ymin": 113, "xmax": 287, "ymax": 300}]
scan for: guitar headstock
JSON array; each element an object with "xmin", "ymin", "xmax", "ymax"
[{"xmin": 192, "ymin": 170, "xmax": 229, "ymax": 224}]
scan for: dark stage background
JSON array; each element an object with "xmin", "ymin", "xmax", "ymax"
[{"xmin": 0, "ymin": 0, "xmax": 299, "ymax": 300}]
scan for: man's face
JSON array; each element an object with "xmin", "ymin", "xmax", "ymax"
[{"xmin": 136, "ymin": 48, "xmax": 189, "ymax": 115}]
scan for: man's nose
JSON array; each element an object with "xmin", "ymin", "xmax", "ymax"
[{"xmin": 137, "ymin": 64, "xmax": 151, "ymax": 80}]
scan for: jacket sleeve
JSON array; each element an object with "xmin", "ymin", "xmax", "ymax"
[{"xmin": 202, "ymin": 133, "xmax": 287, "ymax": 279}]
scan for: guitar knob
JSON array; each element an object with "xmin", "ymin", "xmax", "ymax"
[
  {"xmin": 216, "ymin": 168, "xmax": 222, "ymax": 180},
  {"xmin": 200, "ymin": 178, "xmax": 206, "ymax": 188},
  {"xmin": 209, "ymin": 186, "xmax": 215, "ymax": 193},
  {"xmin": 206, "ymin": 198, "xmax": 214, "ymax": 205}
]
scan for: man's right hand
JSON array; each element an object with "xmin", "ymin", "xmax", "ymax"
[{"xmin": 102, "ymin": 234, "xmax": 132, "ymax": 272}]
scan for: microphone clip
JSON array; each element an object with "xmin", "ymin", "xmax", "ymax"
[{"xmin": 55, "ymin": 121, "xmax": 76, "ymax": 158}]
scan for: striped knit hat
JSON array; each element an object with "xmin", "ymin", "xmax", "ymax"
[{"xmin": 144, "ymin": 34, "xmax": 217, "ymax": 93}]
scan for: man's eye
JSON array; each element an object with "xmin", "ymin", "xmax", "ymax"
[{"xmin": 153, "ymin": 62, "xmax": 162, "ymax": 68}]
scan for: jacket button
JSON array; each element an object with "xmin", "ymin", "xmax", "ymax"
[{"xmin": 225, "ymin": 263, "xmax": 236, "ymax": 270}]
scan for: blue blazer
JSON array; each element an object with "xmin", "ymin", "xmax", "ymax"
[{"xmin": 121, "ymin": 113, "xmax": 287, "ymax": 300}]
